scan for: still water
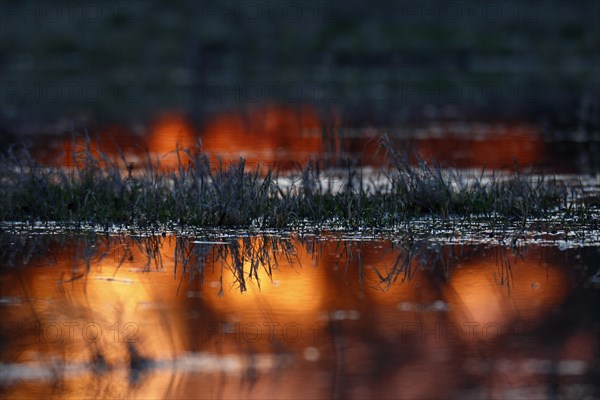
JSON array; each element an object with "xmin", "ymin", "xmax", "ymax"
[{"xmin": 0, "ymin": 232, "xmax": 598, "ymax": 399}]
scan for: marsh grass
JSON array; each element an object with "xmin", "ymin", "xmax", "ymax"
[{"xmin": 0, "ymin": 134, "xmax": 584, "ymax": 229}]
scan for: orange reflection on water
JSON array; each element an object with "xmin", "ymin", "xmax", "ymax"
[
  {"xmin": 49, "ymin": 111, "xmax": 547, "ymax": 172},
  {"xmin": 54, "ymin": 106, "xmax": 325, "ymax": 171},
  {"xmin": 197, "ymin": 237, "xmax": 326, "ymax": 354},
  {"xmin": 2, "ymin": 238, "xmax": 191, "ymax": 365},
  {"xmin": 2, "ymin": 236, "xmax": 586, "ymax": 399},
  {"xmin": 60, "ymin": 136, "xmax": 103, "ymax": 167},
  {"xmin": 321, "ymin": 241, "xmax": 442, "ymax": 344},
  {"xmin": 3, "ymin": 239, "xmax": 572, "ymax": 356},
  {"xmin": 445, "ymin": 249, "xmax": 569, "ymax": 339},
  {"xmin": 202, "ymin": 239, "xmax": 322, "ymax": 315},
  {"xmin": 200, "ymin": 105, "xmax": 323, "ymax": 168},
  {"xmin": 414, "ymin": 123, "xmax": 543, "ymax": 169},
  {"xmin": 146, "ymin": 113, "xmax": 197, "ymax": 169}
]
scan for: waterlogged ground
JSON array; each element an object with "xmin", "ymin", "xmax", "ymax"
[
  {"xmin": 3, "ymin": 2, "xmax": 599, "ymax": 398},
  {"xmin": 2, "ymin": 112, "xmax": 600, "ymax": 398},
  {"xmin": 0, "ymin": 231, "xmax": 598, "ymax": 399},
  {"xmin": 3, "ymin": 112, "xmax": 600, "ymax": 398}
]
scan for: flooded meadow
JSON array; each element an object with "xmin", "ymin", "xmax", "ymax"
[
  {"xmin": 2, "ymin": 1, "xmax": 599, "ymax": 398},
  {"xmin": 1, "ymin": 106, "xmax": 600, "ymax": 399}
]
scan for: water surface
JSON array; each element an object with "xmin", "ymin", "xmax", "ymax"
[
  {"xmin": 27, "ymin": 107, "xmax": 599, "ymax": 173},
  {"xmin": 1, "ymin": 232, "xmax": 597, "ymax": 399}
]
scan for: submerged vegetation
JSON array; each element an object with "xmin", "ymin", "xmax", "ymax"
[{"xmin": 0, "ymin": 135, "xmax": 593, "ymax": 230}]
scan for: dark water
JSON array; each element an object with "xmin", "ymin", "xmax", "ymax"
[{"xmin": 1, "ymin": 233, "xmax": 598, "ymax": 399}]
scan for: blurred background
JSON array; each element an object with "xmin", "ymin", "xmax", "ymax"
[{"xmin": 1, "ymin": 0, "xmax": 599, "ymax": 170}]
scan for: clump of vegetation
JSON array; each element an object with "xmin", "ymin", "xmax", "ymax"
[{"xmin": 0, "ymin": 135, "xmax": 583, "ymax": 229}]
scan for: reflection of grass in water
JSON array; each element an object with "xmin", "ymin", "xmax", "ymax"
[
  {"xmin": 0, "ymin": 231, "xmax": 553, "ymax": 301},
  {"xmin": 1, "ymin": 134, "xmax": 588, "ymax": 229},
  {"xmin": 0, "ymin": 233, "xmax": 298, "ymax": 396},
  {"xmin": 174, "ymin": 234, "xmax": 300, "ymax": 295},
  {"xmin": 1, "ymin": 232, "xmax": 597, "ymax": 398}
]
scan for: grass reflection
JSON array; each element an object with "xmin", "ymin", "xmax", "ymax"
[{"xmin": 0, "ymin": 232, "xmax": 596, "ymax": 399}]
